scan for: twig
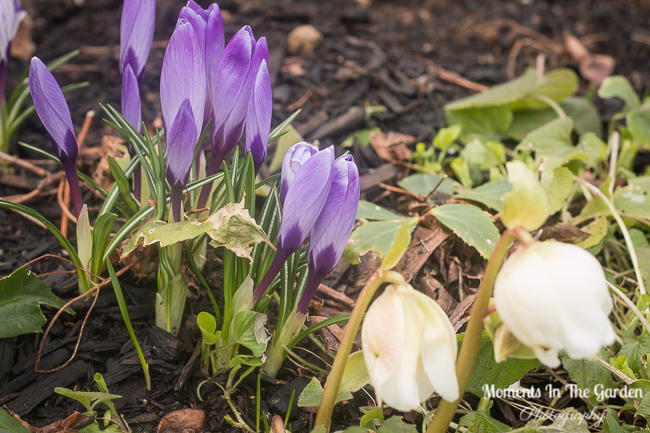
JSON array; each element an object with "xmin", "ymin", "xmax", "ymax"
[{"xmin": 0, "ymin": 150, "xmax": 49, "ymax": 177}]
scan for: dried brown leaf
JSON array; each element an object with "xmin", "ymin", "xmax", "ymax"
[
  {"xmin": 158, "ymin": 409, "xmax": 205, "ymax": 433},
  {"xmin": 369, "ymin": 131, "xmax": 414, "ymax": 161}
]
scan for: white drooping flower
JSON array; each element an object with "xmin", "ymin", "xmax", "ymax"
[
  {"xmin": 493, "ymin": 241, "xmax": 615, "ymax": 368},
  {"xmin": 361, "ymin": 283, "xmax": 458, "ymax": 411}
]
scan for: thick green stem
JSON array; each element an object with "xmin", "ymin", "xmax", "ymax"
[
  {"xmin": 314, "ymin": 269, "xmax": 406, "ymax": 431},
  {"xmin": 426, "ymin": 230, "xmax": 516, "ymax": 433}
]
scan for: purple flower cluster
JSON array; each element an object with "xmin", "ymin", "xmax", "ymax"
[
  {"xmin": 0, "ymin": 0, "xmax": 26, "ymax": 102},
  {"xmin": 253, "ymin": 143, "xmax": 360, "ymax": 314}
]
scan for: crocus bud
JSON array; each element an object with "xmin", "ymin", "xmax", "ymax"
[
  {"xmin": 161, "ymin": 18, "xmax": 206, "ymax": 220},
  {"xmin": 29, "ymin": 57, "xmax": 83, "ymax": 217},
  {"xmin": 279, "ymin": 142, "xmax": 318, "ymax": 205},
  {"xmin": 252, "ymin": 145, "xmax": 334, "ymax": 301},
  {"xmin": 362, "ymin": 283, "xmax": 459, "ymax": 411},
  {"xmin": 493, "ymin": 241, "xmax": 615, "ymax": 368},
  {"xmin": 0, "ymin": 0, "xmax": 26, "ymax": 102},
  {"xmin": 119, "ymin": 0, "xmax": 155, "ymax": 83},
  {"xmin": 297, "ymin": 155, "xmax": 360, "ymax": 313},
  {"xmin": 245, "ymin": 59, "xmax": 272, "ymax": 174},
  {"xmin": 121, "ymin": 64, "xmax": 141, "ymax": 132},
  {"xmin": 501, "ymin": 161, "xmax": 549, "ymax": 231}
]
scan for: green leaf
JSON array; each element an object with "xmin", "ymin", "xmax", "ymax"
[
  {"xmin": 377, "ymin": 417, "xmax": 417, "ymax": 433},
  {"xmin": 197, "ymin": 312, "xmax": 221, "ymax": 345},
  {"xmin": 525, "ymin": 408, "xmax": 590, "ymax": 433},
  {"xmin": 430, "ymin": 204, "xmax": 500, "ymax": 258},
  {"xmin": 541, "ymin": 167, "xmax": 574, "ymax": 214},
  {"xmin": 560, "ymin": 348, "xmax": 616, "ymax": 405},
  {"xmin": 562, "ymin": 97, "xmax": 601, "ymax": 137},
  {"xmin": 521, "ymin": 69, "xmax": 579, "ymax": 108},
  {"xmin": 613, "ymin": 177, "xmax": 650, "ymax": 219},
  {"xmin": 343, "ymin": 217, "xmax": 418, "ymax": 265},
  {"xmin": 448, "ymin": 106, "xmax": 513, "ymax": 135},
  {"xmin": 433, "ymin": 124, "xmax": 462, "ymax": 153},
  {"xmin": 79, "ymin": 422, "xmax": 121, "ymax": 433},
  {"xmin": 0, "ymin": 267, "xmax": 68, "ymax": 338},
  {"xmin": 456, "ymin": 179, "xmax": 511, "ymax": 212},
  {"xmin": 628, "ymin": 112, "xmax": 650, "ymax": 146},
  {"xmin": 466, "ymin": 334, "xmax": 540, "ymax": 398},
  {"xmin": 617, "ymin": 334, "xmax": 650, "ymax": 374},
  {"xmin": 359, "ymin": 407, "xmax": 384, "ymax": 429},
  {"xmin": 602, "ymin": 412, "xmax": 628, "ymax": 433},
  {"xmin": 232, "ymin": 311, "xmax": 269, "ymax": 357},
  {"xmin": 397, "ymin": 173, "xmax": 455, "ymax": 198},
  {"xmin": 338, "ymin": 351, "xmax": 370, "ymax": 395},
  {"xmin": 462, "ymin": 139, "xmax": 502, "ymax": 171},
  {"xmin": 576, "ymin": 133, "xmax": 607, "ymax": 167},
  {"xmin": 517, "ymin": 117, "xmax": 574, "ymax": 155},
  {"xmin": 357, "ymin": 200, "xmax": 402, "ymax": 221},
  {"xmin": 0, "ymin": 408, "xmax": 31, "ymax": 433},
  {"xmin": 55, "ymin": 387, "xmax": 122, "ymax": 413},
  {"xmin": 575, "ymin": 217, "xmax": 608, "ymax": 251},
  {"xmin": 381, "ymin": 218, "xmax": 415, "ymax": 271},
  {"xmin": 609, "ymin": 355, "xmax": 635, "ymax": 380},
  {"xmin": 507, "ymin": 109, "xmax": 558, "ymax": 141},
  {"xmin": 457, "ymin": 410, "xmax": 511, "ymax": 433},
  {"xmin": 598, "ymin": 76, "xmax": 640, "ymax": 110},
  {"xmin": 342, "ymin": 127, "xmax": 381, "ymax": 149},
  {"xmin": 297, "ymin": 377, "xmax": 352, "ymax": 408}
]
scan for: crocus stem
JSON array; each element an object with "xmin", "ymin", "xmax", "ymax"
[
  {"xmin": 63, "ymin": 164, "xmax": 84, "ymax": 218},
  {"xmin": 252, "ymin": 251, "xmax": 289, "ymax": 302},
  {"xmin": 426, "ymin": 230, "xmax": 516, "ymax": 433},
  {"xmin": 314, "ymin": 269, "xmax": 406, "ymax": 431},
  {"xmin": 170, "ymin": 185, "xmax": 183, "ymax": 222},
  {"xmin": 197, "ymin": 150, "xmax": 224, "ymax": 210}
]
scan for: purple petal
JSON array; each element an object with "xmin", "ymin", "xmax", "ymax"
[
  {"xmin": 160, "ymin": 19, "xmax": 206, "ymax": 140},
  {"xmin": 280, "ymin": 142, "xmax": 318, "ymax": 204},
  {"xmin": 121, "ymin": 64, "xmax": 142, "ymax": 133},
  {"xmin": 179, "ymin": 6, "xmax": 206, "ymax": 51},
  {"xmin": 120, "ymin": 0, "xmax": 155, "ymax": 81},
  {"xmin": 276, "ymin": 146, "xmax": 335, "ymax": 254},
  {"xmin": 29, "ymin": 57, "xmax": 78, "ymax": 163},
  {"xmin": 1, "ymin": 0, "xmax": 25, "ymax": 101},
  {"xmin": 204, "ymin": 4, "xmax": 224, "ymax": 96},
  {"xmin": 245, "ymin": 60, "xmax": 272, "ymax": 173},
  {"xmin": 165, "ymin": 98, "xmax": 197, "ymax": 188}
]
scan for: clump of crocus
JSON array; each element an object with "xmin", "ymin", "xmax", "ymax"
[
  {"xmin": 362, "ymin": 283, "xmax": 459, "ymax": 411},
  {"xmin": 0, "ymin": 0, "xmax": 26, "ymax": 103},
  {"xmin": 161, "ymin": 16, "xmax": 206, "ymax": 222},
  {"xmin": 29, "ymin": 57, "xmax": 83, "ymax": 217},
  {"xmin": 252, "ymin": 143, "xmax": 335, "ymax": 302},
  {"xmin": 493, "ymin": 241, "xmax": 615, "ymax": 367}
]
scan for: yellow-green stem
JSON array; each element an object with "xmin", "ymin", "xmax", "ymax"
[
  {"xmin": 427, "ymin": 230, "xmax": 516, "ymax": 433},
  {"xmin": 314, "ymin": 269, "xmax": 406, "ymax": 431}
]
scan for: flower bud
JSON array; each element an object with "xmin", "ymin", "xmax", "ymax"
[
  {"xmin": 493, "ymin": 241, "xmax": 615, "ymax": 368},
  {"xmin": 501, "ymin": 161, "xmax": 549, "ymax": 231},
  {"xmin": 245, "ymin": 59, "xmax": 272, "ymax": 174},
  {"xmin": 362, "ymin": 283, "xmax": 459, "ymax": 411},
  {"xmin": 279, "ymin": 142, "xmax": 318, "ymax": 205},
  {"xmin": 119, "ymin": 0, "xmax": 155, "ymax": 83},
  {"xmin": 0, "ymin": 0, "xmax": 26, "ymax": 102}
]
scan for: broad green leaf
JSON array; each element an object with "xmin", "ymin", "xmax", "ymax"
[
  {"xmin": 637, "ymin": 247, "xmax": 650, "ymax": 289},
  {"xmin": 445, "ymin": 68, "xmax": 538, "ymax": 111},
  {"xmin": 356, "ymin": 200, "xmax": 402, "ymax": 221},
  {"xmin": 55, "ymin": 388, "xmax": 122, "ymax": 413},
  {"xmin": 577, "ymin": 133, "xmax": 606, "ymax": 167},
  {"xmin": 269, "ymin": 124, "xmax": 304, "ymax": 172},
  {"xmin": 541, "ymin": 166, "xmax": 574, "ymax": 214},
  {"xmin": 501, "ymin": 161, "xmax": 549, "ymax": 232},
  {"xmin": 457, "ymin": 410, "xmax": 511, "ymax": 433},
  {"xmin": 575, "ymin": 217, "xmax": 608, "ymax": 250},
  {"xmin": 602, "ymin": 412, "xmax": 628, "ymax": 433},
  {"xmin": 381, "ymin": 218, "xmax": 414, "ymax": 270},
  {"xmin": 433, "ymin": 124, "xmax": 462, "ymax": 153},
  {"xmin": 628, "ymin": 112, "xmax": 650, "ymax": 146},
  {"xmin": 560, "ymin": 348, "xmax": 616, "ymax": 405},
  {"xmin": 448, "ymin": 106, "xmax": 513, "ymax": 135},
  {"xmin": 450, "ymin": 156, "xmax": 473, "ymax": 188},
  {"xmin": 617, "ymin": 334, "xmax": 650, "ymax": 374},
  {"xmin": 338, "ymin": 351, "xmax": 370, "ymax": 395},
  {"xmin": 516, "ymin": 68, "xmax": 579, "ymax": 110},
  {"xmin": 0, "ymin": 267, "xmax": 68, "ymax": 338},
  {"xmin": 613, "ymin": 177, "xmax": 650, "ymax": 218},
  {"xmin": 229, "ymin": 355, "xmax": 263, "ymax": 367},
  {"xmin": 466, "ymin": 333, "xmax": 539, "ymax": 398},
  {"xmin": 297, "ymin": 377, "xmax": 352, "ymax": 408},
  {"xmin": 197, "ymin": 312, "xmax": 221, "ymax": 345},
  {"xmin": 562, "ymin": 97, "xmax": 601, "ymax": 137},
  {"xmin": 360, "ymin": 407, "xmax": 384, "ymax": 429},
  {"xmin": 462, "ymin": 139, "xmax": 501, "ymax": 171},
  {"xmin": 456, "ymin": 179, "xmax": 511, "ymax": 211},
  {"xmin": 377, "ymin": 417, "xmax": 417, "ymax": 433},
  {"xmin": 0, "ymin": 408, "xmax": 31, "ymax": 433},
  {"xmin": 343, "ymin": 217, "xmax": 418, "ymax": 265},
  {"xmin": 430, "ymin": 204, "xmax": 500, "ymax": 258},
  {"xmin": 609, "ymin": 355, "xmax": 635, "ymax": 380},
  {"xmin": 598, "ymin": 76, "xmax": 640, "ymax": 110},
  {"xmin": 517, "ymin": 117, "xmax": 574, "ymax": 155},
  {"xmin": 232, "ymin": 311, "xmax": 268, "ymax": 357},
  {"xmin": 122, "ymin": 201, "xmax": 272, "ymax": 261},
  {"xmin": 525, "ymin": 408, "xmax": 590, "ymax": 433},
  {"xmin": 397, "ymin": 173, "xmax": 455, "ymax": 198},
  {"xmin": 507, "ymin": 109, "xmax": 558, "ymax": 141}
]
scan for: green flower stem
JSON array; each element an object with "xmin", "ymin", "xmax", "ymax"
[
  {"xmin": 427, "ymin": 230, "xmax": 516, "ymax": 433},
  {"xmin": 314, "ymin": 269, "xmax": 406, "ymax": 431}
]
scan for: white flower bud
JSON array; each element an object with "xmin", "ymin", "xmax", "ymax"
[
  {"xmin": 361, "ymin": 283, "xmax": 459, "ymax": 411},
  {"xmin": 494, "ymin": 241, "xmax": 615, "ymax": 368}
]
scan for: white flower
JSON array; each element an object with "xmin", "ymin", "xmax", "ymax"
[
  {"xmin": 361, "ymin": 283, "xmax": 458, "ymax": 411},
  {"xmin": 493, "ymin": 241, "xmax": 615, "ymax": 368}
]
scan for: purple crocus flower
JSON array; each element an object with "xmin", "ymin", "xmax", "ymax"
[
  {"xmin": 245, "ymin": 59, "xmax": 272, "ymax": 174},
  {"xmin": 279, "ymin": 142, "xmax": 318, "ymax": 205},
  {"xmin": 0, "ymin": 0, "xmax": 26, "ymax": 102},
  {"xmin": 297, "ymin": 155, "xmax": 360, "ymax": 313},
  {"xmin": 161, "ymin": 18, "xmax": 206, "ymax": 221},
  {"xmin": 119, "ymin": 0, "xmax": 155, "ymax": 83},
  {"xmin": 252, "ymin": 145, "xmax": 335, "ymax": 302},
  {"xmin": 29, "ymin": 57, "xmax": 83, "ymax": 217},
  {"xmin": 121, "ymin": 64, "xmax": 141, "ymax": 131}
]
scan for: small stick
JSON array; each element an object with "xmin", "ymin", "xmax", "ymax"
[{"xmin": 0, "ymin": 150, "xmax": 49, "ymax": 177}]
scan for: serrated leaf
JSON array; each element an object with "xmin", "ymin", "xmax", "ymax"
[
  {"xmin": 377, "ymin": 416, "xmax": 417, "ymax": 433},
  {"xmin": 197, "ymin": 312, "xmax": 220, "ymax": 345},
  {"xmin": 0, "ymin": 408, "xmax": 31, "ymax": 433},
  {"xmin": 617, "ymin": 334, "xmax": 650, "ymax": 374},
  {"xmin": 343, "ymin": 217, "xmax": 418, "ymax": 265},
  {"xmin": 560, "ymin": 348, "xmax": 616, "ymax": 405},
  {"xmin": 517, "ymin": 117, "xmax": 574, "ymax": 155},
  {"xmin": 456, "ymin": 179, "xmax": 511, "ymax": 211},
  {"xmin": 431, "ymin": 204, "xmax": 500, "ymax": 258},
  {"xmin": 381, "ymin": 218, "xmax": 414, "ymax": 271},
  {"xmin": 0, "ymin": 266, "xmax": 68, "ymax": 338},
  {"xmin": 466, "ymin": 334, "xmax": 540, "ymax": 398},
  {"xmin": 457, "ymin": 410, "xmax": 512, "ymax": 433},
  {"xmin": 356, "ymin": 200, "xmax": 402, "ymax": 221},
  {"xmin": 598, "ymin": 76, "xmax": 640, "ymax": 110},
  {"xmin": 613, "ymin": 177, "xmax": 650, "ymax": 218},
  {"xmin": 397, "ymin": 173, "xmax": 455, "ymax": 198},
  {"xmin": 541, "ymin": 166, "xmax": 574, "ymax": 214},
  {"xmin": 232, "ymin": 311, "xmax": 268, "ymax": 357}
]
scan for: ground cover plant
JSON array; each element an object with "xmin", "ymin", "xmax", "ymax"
[{"xmin": 0, "ymin": 0, "xmax": 649, "ymax": 432}]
